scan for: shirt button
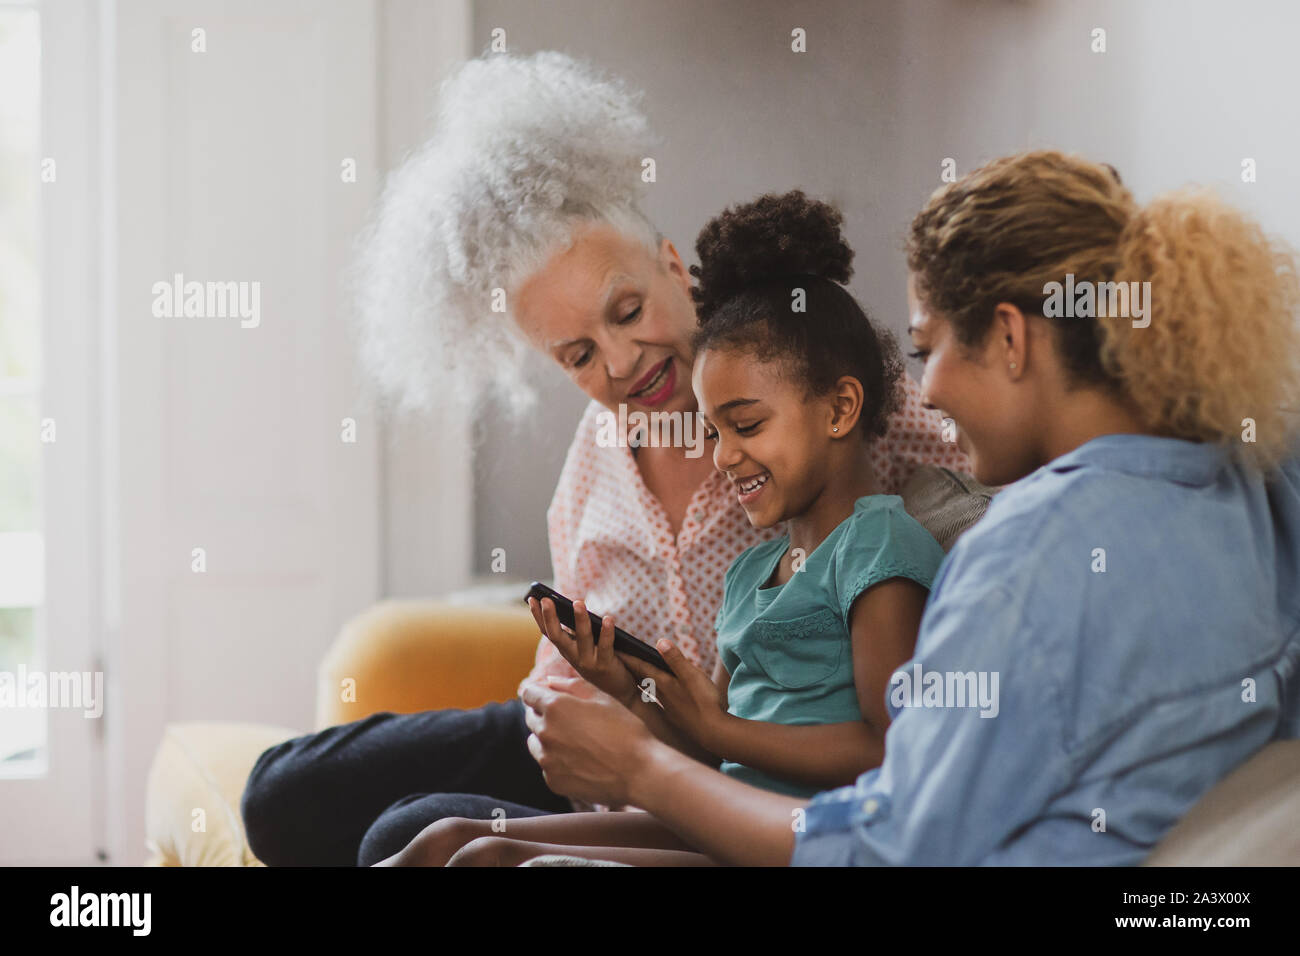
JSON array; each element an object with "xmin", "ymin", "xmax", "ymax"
[{"xmin": 862, "ymin": 799, "xmax": 879, "ymax": 815}]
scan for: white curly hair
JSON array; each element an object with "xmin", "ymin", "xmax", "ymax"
[{"xmin": 349, "ymin": 50, "xmax": 662, "ymax": 418}]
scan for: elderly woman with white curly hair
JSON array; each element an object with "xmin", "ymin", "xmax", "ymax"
[{"xmin": 239, "ymin": 50, "xmax": 966, "ymax": 867}]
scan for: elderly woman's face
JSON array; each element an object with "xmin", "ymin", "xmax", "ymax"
[{"xmin": 513, "ymin": 223, "xmax": 700, "ymax": 416}]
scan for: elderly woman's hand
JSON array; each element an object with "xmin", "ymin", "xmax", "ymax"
[
  {"xmin": 519, "ymin": 678, "xmax": 657, "ymax": 808},
  {"xmin": 528, "ymin": 596, "xmax": 640, "ymax": 708}
]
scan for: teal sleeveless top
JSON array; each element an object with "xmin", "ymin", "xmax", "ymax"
[{"xmin": 713, "ymin": 495, "xmax": 945, "ymax": 797}]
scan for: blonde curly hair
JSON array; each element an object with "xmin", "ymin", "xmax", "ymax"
[
  {"xmin": 348, "ymin": 51, "xmax": 661, "ymax": 418},
  {"xmin": 907, "ymin": 149, "xmax": 1300, "ymax": 469}
]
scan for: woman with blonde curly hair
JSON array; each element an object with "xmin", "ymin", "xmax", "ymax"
[
  {"xmin": 239, "ymin": 51, "xmax": 968, "ymax": 866},
  {"xmin": 516, "ymin": 149, "xmax": 1300, "ymax": 866}
]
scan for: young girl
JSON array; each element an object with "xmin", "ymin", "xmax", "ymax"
[{"xmin": 385, "ymin": 191, "xmax": 947, "ymax": 865}]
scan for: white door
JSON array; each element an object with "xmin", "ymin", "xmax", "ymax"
[
  {"xmin": 1, "ymin": 0, "xmax": 384, "ymax": 864},
  {"xmin": 104, "ymin": 0, "xmax": 383, "ymax": 865}
]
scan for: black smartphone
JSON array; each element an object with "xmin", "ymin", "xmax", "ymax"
[{"xmin": 525, "ymin": 581, "xmax": 671, "ymax": 672}]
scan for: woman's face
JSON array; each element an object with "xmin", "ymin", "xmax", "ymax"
[
  {"xmin": 512, "ymin": 222, "xmax": 700, "ymax": 416},
  {"xmin": 906, "ymin": 274, "xmax": 1040, "ymax": 487}
]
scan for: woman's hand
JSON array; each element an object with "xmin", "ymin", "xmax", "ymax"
[
  {"xmin": 519, "ymin": 679, "xmax": 656, "ymax": 808},
  {"xmin": 620, "ymin": 640, "xmax": 728, "ymax": 750},
  {"xmin": 528, "ymin": 596, "xmax": 639, "ymax": 707},
  {"xmin": 516, "ymin": 646, "xmax": 580, "ymax": 701},
  {"xmin": 520, "ymin": 678, "xmax": 802, "ymax": 867},
  {"xmin": 542, "ymin": 673, "xmax": 601, "ymax": 700}
]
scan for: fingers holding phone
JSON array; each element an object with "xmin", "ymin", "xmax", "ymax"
[
  {"xmin": 528, "ymin": 596, "xmax": 638, "ymax": 707},
  {"xmin": 619, "ymin": 641, "xmax": 728, "ymax": 750}
]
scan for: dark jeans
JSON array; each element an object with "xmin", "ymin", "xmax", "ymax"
[{"xmin": 240, "ymin": 698, "xmax": 572, "ymax": 866}]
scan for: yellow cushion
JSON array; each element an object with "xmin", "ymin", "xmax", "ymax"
[
  {"xmin": 314, "ymin": 600, "xmax": 540, "ymax": 728},
  {"xmin": 145, "ymin": 721, "xmax": 300, "ymax": 867},
  {"xmin": 146, "ymin": 602, "xmax": 541, "ymax": 866}
]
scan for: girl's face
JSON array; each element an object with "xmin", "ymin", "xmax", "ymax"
[
  {"xmin": 906, "ymin": 274, "xmax": 1039, "ymax": 486},
  {"xmin": 692, "ymin": 346, "xmax": 836, "ymax": 528},
  {"xmin": 512, "ymin": 222, "xmax": 700, "ymax": 416}
]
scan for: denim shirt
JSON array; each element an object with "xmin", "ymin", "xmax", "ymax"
[{"xmin": 791, "ymin": 433, "xmax": 1300, "ymax": 866}]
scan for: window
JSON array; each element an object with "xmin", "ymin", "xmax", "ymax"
[{"xmin": 0, "ymin": 3, "xmax": 45, "ymax": 773}]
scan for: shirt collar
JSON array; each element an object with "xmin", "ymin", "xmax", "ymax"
[{"xmin": 1043, "ymin": 433, "xmax": 1227, "ymax": 487}]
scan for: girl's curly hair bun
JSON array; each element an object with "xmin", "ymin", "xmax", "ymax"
[
  {"xmin": 690, "ymin": 190, "xmax": 854, "ymax": 323},
  {"xmin": 687, "ymin": 190, "xmax": 901, "ymax": 441}
]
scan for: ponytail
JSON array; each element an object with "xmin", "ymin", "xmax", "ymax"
[{"xmin": 1105, "ymin": 189, "xmax": 1300, "ymax": 467}]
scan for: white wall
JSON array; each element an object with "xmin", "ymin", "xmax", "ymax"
[
  {"xmin": 894, "ymin": 0, "xmax": 1300, "ymax": 238},
  {"xmin": 375, "ymin": 0, "xmax": 475, "ymax": 599}
]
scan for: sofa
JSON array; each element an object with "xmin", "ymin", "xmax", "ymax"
[
  {"xmin": 143, "ymin": 468, "xmax": 1300, "ymax": 866},
  {"xmin": 144, "ymin": 599, "xmax": 541, "ymax": 866}
]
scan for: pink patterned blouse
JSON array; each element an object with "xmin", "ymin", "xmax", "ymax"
[{"xmin": 527, "ymin": 373, "xmax": 970, "ymax": 686}]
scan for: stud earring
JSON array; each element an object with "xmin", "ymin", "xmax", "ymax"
[
  {"xmin": 832, "ymin": 426, "xmax": 839, "ymax": 432},
  {"xmin": 1009, "ymin": 362, "xmax": 1018, "ymax": 370}
]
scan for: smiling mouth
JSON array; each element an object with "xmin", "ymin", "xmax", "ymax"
[
  {"xmin": 629, "ymin": 358, "xmax": 672, "ymax": 398},
  {"xmin": 734, "ymin": 472, "xmax": 770, "ymax": 503}
]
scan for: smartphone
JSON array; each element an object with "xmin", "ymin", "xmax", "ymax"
[{"xmin": 525, "ymin": 581, "xmax": 670, "ymax": 672}]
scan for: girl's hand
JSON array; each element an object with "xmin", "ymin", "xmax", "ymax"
[
  {"xmin": 619, "ymin": 640, "xmax": 728, "ymax": 749},
  {"xmin": 528, "ymin": 596, "xmax": 639, "ymax": 708}
]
